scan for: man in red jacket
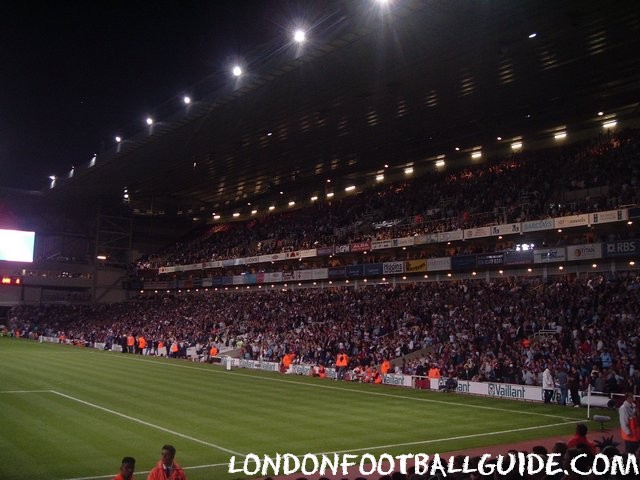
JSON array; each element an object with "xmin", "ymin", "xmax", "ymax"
[
  {"xmin": 113, "ymin": 457, "xmax": 135, "ymax": 480},
  {"xmin": 147, "ymin": 445, "xmax": 186, "ymax": 480},
  {"xmin": 566, "ymin": 423, "xmax": 597, "ymax": 456}
]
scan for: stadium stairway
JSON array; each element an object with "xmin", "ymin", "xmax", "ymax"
[{"xmin": 387, "ymin": 346, "xmax": 435, "ymax": 371}]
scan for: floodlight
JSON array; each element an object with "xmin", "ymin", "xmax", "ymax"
[
  {"xmin": 554, "ymin": 132, "xmax": 567, "ymax": 140},
  {"xmin": 293, "ymin": 29, "xmax": 306, "ymax": 43},
  {"xmin": 232, "ymin": 66, "xmax": 242, "ymax": 77},
  {"xmin": 146, "ymin": 117, "xmax": 153, "ymax": 125}
]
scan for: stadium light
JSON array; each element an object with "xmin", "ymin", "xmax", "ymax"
[
  {"xmin": 146, "ymin": 117, "xmax": 154, "ymax": 126},
  {"xmin": 293, "ymin": 29, "xmax": 306, "ymax": 43},
  {"xmin": 183, "ymin": 96, "xmax": 191, "ymax": 105},
  {"xmin": 554, "ymin": 131, "xmax": 567, "ymax": 140},
  {"xmin": 232, "ymin": 65, "xmax": 243, "ymax": 77},
  {"xmin": 115, "ymin": 136, "xmax": 122, "ymax": 143}
]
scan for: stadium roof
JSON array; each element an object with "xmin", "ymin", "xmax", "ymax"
[{"xmin": 43, "ymin": 0, "xmax": 640, "ymax": 220}]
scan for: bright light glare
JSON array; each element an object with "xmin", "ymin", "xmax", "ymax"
[
  {"xmin": 232, "ymin": 212, "xmax": 240, "ymax": 217},
  {"xmin": 435, "ymin": 160, "xmax": 445, "ymax": 168},
  {"xmin": 345, "ymin": 185, "xmax": 356, "ymax": 192},
  {"xmin": 293, "ymin": 29, "xmax": 306, "ymax": 43},
  {"xmin": 326, "ymin": 192, "xmax": 334, "ymax": 198},
  {"xmin": 554, "ymin": 132, "xmax": 567, "ymax": 140},
  {"xmin": 511, "ymin": 141, "xmax": 523, "ymax": 151},
  {"xmin": 268, "ymin": 205, "xmax": 275, "ymax": 211},
  {"xmin": 288, "ymin": 201, "xmax": 295, "ymax": 206},
  {"xmin": 310, "ymin": 196, "xmax": 318, "ymax": 201},
  {"xmin": 471, "ymin": 151, "xmax": 482, "ymax": 159},
  {"xmin": 183, "ymin": 96, "xmax": 191, "ymax": 105},
  {"xmin": 404, "ymin": 167, "xmax": 413, "ymax": 175},
  {"xmin": 232, "ymin": 66, "xmax": 242, "ymax": 77},
  {"xmin": 376, "ymin": 174, "xmax": 384, "ymax": 182},
  {"xmin": 602, "ymin": 120, "xmax": 617, "ymax": 129},
  {"xmin": 115, "ymin": 136, "xmax": 122, "ymax": 143},
  {"xmin": 529, "ymin": 33, "xmax": 537, "ymax": 39},
  {"xmin": 146, "ymin": 117, "xmax": 153, "ymax": 125}
]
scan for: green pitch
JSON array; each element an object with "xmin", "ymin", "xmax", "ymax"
[{"xmin": 0, "ymin": 337, "xmax": 593, "ymax": 480}]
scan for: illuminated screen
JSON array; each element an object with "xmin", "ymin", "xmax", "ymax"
[{"xmin": 0, "ymin": 229, "xmax": 35, "ymax": 262}]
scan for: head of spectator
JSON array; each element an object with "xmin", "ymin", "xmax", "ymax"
[{"xmin": 116, "ymin": 456, "xmax": 135, "ymax": 480}]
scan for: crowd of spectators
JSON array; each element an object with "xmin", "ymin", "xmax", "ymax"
[
  {"xmin": 259, "ymin": 440, "xmax": 634, "ymax": 479},
  {"xmin": 10, "ymin": 271, "xmax": 640, "ymax": 394},
  {"xmin": 137, "ymin": 129, "xmax": 640, "ymax": 270}
]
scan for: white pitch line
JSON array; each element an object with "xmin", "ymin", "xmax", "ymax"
[
  {"xmin": 316, "ymin": 419, "xmax": 578, "ymax": 455},
  {"xmin": 49, "ymin": 390, "xmax": 245, "ymax": 457},
  {"xmin": 121, "ymin": 355, "xmax": 579, "ymax": 421},
  {"xmin": 0, "ymin": 389, "xmax": 52, "ymax": 393},
  {"xmin": 63, "ymin": 462, "xmax": 229, "ymax": 480},
  {"xmin": 62, "ymin": 420, "xmax": 578, "ymax": 480}
]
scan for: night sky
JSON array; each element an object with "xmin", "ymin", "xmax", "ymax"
[{"xmin": 0, "ymin": 0, "xmax": 326, "ymax": 191}]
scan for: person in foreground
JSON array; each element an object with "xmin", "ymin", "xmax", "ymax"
[
  {"xmin": 147, "ymin": 444, "xmax": 187, "ymax": 480},
  {"xmin": 619, "ymin": 392, "xmax": 639, "ymax": 455},
  {"xmin": 113, "ymin": 457, "xmax": 135, "ymax": 480}
]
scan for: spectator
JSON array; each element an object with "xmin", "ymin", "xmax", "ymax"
[
  {"xmin": 566, "ymin": 423, "xmax": 597, "ymax": 456},
  {"xmin": 618, "ymin": 393, "xmax": 639, "ymax": 455},
  {"xmin": 147, "ymin": 444, "xmax": 186, "ymax": 480},
  {"xmin": 113, "ymin": 457, "xmax": 135, "ymax": 480}
]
